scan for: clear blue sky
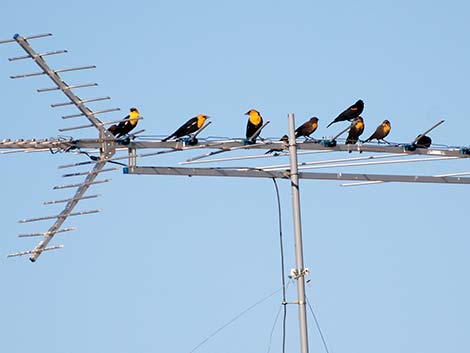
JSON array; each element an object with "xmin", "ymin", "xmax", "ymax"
[{"xmin": 1, "ymin": 1, "xmax": 470, "ymax": 353}]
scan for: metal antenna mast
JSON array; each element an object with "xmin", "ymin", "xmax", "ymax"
[{"xmin": 288, "ymin": 113, "xmax": 309, "ymax": 353}]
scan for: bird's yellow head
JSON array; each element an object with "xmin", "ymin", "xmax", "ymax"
[
  {"xmin": 354, "ymin": 116, "xmax": 364, "ymax": 128},
  {"xmin": 245, "ymin": 109, "xmax": 260, "ymax": 116},
  {"xmin": 382, "ymin": 119, "xmax": 391, "ymax": 132},
  {"xmin": 196, "ymin": 114, "xmax": 209, "ymax": 128},
  {"xmin": 245, "ymin": 109, "xmax": 262, "ymax": 126},
  {"xmin": 129, "ymin": 107, "xmax": 140, "ymax": 125}
]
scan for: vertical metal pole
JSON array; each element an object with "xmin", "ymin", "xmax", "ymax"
[
  {"xmin": 288, "ymin": 113, "xmax": 309, "ymax": 353},
  {"xmin": 128, "ymin": 147, "xmax": 137, "ymax": 172}
]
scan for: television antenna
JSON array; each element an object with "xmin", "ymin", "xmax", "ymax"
[{"xmin": 2, "ymin": 33, "xmax": 470, "ymax": 353}]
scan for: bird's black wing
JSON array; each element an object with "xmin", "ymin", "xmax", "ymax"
[{"xmin": 163, "ymin": 117, "xmax": 199, "ymax": 141}]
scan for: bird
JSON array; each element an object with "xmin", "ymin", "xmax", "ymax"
[
  {"xmin": 415, "ymin": 135, "xmax": 432, "ymax": 148},
  {"xmin": 108, "ymin": 107, "xmax": 140, "ymax": 137},
  {"xmin": 327, "ymin": 100, "xmax": 364, "ymax": 128},
  {"xmin": 162, "ymin": 114, "xmax": 209, "ymax": 141},
  {"xmin": 364, "ymin": 119, "xmax": 391, "ymax": 143},
  {"xmin": 345, "ymin": 116, "xmax": 365, "ymax": 144},
  {"xmin": 295, "ymin": 117, "xmax": 319, "ymax": 139},
  {"xmin": 265, "ymin": 134, "xmax": 289, "ymax": 154},
  {"xmin": 245, "ymin": 109, "xmax": 264, "ymax": 141}
]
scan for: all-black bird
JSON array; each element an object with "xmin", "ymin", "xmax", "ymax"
[
  {"xmin": 345, "ymin": 116, "xmax": 365, "ymax": 144},
  {"xmin": 295, "ymin": 117, "xmax": 319, "ymax": 139},
  {"xmin": 162, "ymin": 114, "xmax": 209, "ymax": 141},
  {"xmin": 265, "ymin": 134, "xmax": 289, "ymax": 154},
  {"xmin": 415, "ymin": 135, "xmax": 432, "ymax": 148},
  {"xmin": 245, "ymin": 109, "xmax": 264, "ymax": 141},
  {"xmin": 108, "ymin": 107, "xmax": 140, "ymax": 137},
  {"xmin": 364, "ymin": 119, "xmax": 391, "ymax": 143},
  {"xmin": 327, "ymin": 100, "xmax": 364, "ymax": 128}
]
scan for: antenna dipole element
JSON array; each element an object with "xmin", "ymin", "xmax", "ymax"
[{"xmin": 288, "ymin": 113, "xmax": 309, "ymax": 353}]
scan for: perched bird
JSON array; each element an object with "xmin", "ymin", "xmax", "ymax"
[
  {"xmin": 245, "ymin": 109, "xmax": 264, "ymax": 141},
  {"xmin": 415, "ymin": 135, "xmax": 432, "ymax": 148},
  {"xmin": 162, "ymin": 114, "xmax": 209, "ymax": 141},
  {"xmin": 265, "ymin": 134, "xmax": 289, "ymax": 154},
  {"xmin": 345, "ymin": 117, "xmax": 365, "ymax": 144},
  {"xmin": 295, "ymin": 117, "xmax": 319, "ymax": 139},
  {"xmin": 327, "ymin": 100, "xmax": 364, "ymax": 128},
  {"xmin": 108, "ymin": 107, "xmax": 140, "ymax": 137},
  {"xmin": 364, "ymin": 119, "xmax": 391, "ymax": 143}
]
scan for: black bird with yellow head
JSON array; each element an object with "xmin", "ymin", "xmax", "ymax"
[
  {"xmin": 295, "ymin": 117, "xmax": 319, "ymax": 139},
  {"xmin": 327, "ymin": 100, "xmax": 364, "ymax": 128},
  {"xmin": 162, "ymin": 114, "xmax": 209, "ymax": 142},
  {"xmin": 364, "ymin": 119, "xmax": 391, "ymax": 143},
  {"xmin": 245, "ymin": 109, "xmax": 264, "ymax": 142},
  {"xmin": 345, "ymin": 116, "xmax": 365, "ymax": 144},
  {"xmin": 108, "ymin": 107, "xmax": 140, "ymax": 138}
]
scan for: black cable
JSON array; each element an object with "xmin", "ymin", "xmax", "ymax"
[
  {"xmin": 271, "ymin": 178, "xmax": 287, "ymax": 353},
  {"xmin": 305, "ymin": 294, "xmax": 331, "ymax": 353}
]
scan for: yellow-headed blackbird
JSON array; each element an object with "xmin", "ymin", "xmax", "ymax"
[
  {"xmin": 345, "ymin": 116, "xmax": 365, "ymax": 144},
  {"xmin": 265, "ymin": 134, "xmax": 289, "ymax": 154},
  {"xmin": 295, "ymin": 117, "xmax": 319, "ymax": 139},
  {"xmin": 327, "ymin": 100, "xmax": 364, "ymax": 128},
  {"xmin": 364, "ymin": 119, "xmax": 391, "ymax": 143},
  {"xmin": 162, "ymin": 114, "xmax": 209, "ymax": 141},
  {"xmin": 108, "ymin": 107, "xmax": 140, "ymax": 137},
  {"xmin": 415, "ymin": 135, "xmax": 432, "ymax": 148},
  {"xmin": 245, "ymin": 109, "xmax": 264, "ymax": 141}
]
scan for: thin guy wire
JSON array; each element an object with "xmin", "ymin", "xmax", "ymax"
[
  {"xmin": 266, "ymin": 304, "xmax": 283, "ymax": 353},
  {"xmin": 305, "ymin": 294, "xmax": 331, "ymax": 353},
  {"xmin": 272, "ymin": 178, "xmax": 288, "ymax": 353},
  {"xmin": 188, "ymin": 286, "xmax": 284, "ymax": 353}
]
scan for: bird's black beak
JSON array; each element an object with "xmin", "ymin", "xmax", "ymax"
[{"xmin": 245, "ymin": 110, "xmax": 250, "ymax": 115}]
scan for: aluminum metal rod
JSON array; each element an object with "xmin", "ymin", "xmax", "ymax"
[
  {"xmin": 124, "ymin": 166, "xmax": 470, "ymax": 184},
  {"xmin": 53, "ymin": 179, "xmax": 111, "ymax": 189},
  {"xmin": 261, "ymin": 153, "xmax": 404, "ymax": 171},
  {"xmin": 54, "ymin": 65, "xmax": 96, "ymax": 73},
  {"xmin": 294, "ymin": 156, "xmax": 457, "ymax": 171},
  {"xmin": 413, "ymin": 120, "xmax": 445, "ymax": 144},
  {"xmin": 184, "ymin": 140, "xmax": 274, "ymax": 163},
  {"xmin": 341, "ymin": 171, "xmax": 470, "ymax": 187},
  {"xmin": 51, "ymin": 96, "xmax": 111, "ymax": 108},
  {"xmin": 62, "ymin": 107, "xmax": 121, "ymax": 120},
  {"xmin": 7, "ymin": 245, "xmax": 63, "ymax": 258},
  {"xmin": 43, "ymin": 194, "xmax": 101, "ymax": 205},
  {"xmin": 288, "ymin": 113, "xmax": 309, "ymax": 353},
  {"xmin": 10, "ymin": 71, "xmax": 46, "ymax": 79},
  {"xmin": 58, "ymin": 123, "xmax": 94, "ymax": 132},
  {"xmin": 331, "ymin": 124, "xmax": 352, "ymax": 141},
  {"xmin": 262, "ymin": 156, "xmax": 458, "ymax": 173},
  {"xmin": 61, "ymin": 167, "xmax": 118, "ymax": 178},
  {"xmin": 18, "ymin": 209, "xmax": 101, "ymax": 223},
  {"xmin": 18, "ymin": 227, "xmax": 76, "ymax": 237},
  {"xmin": 8, "ymin": 49, "xmax": 68, "ymax": 61},
  {"xmin": 179, "ymin": 150, "xmax": 332, "ymax": 165},
  {"xmin": 38, "ymin": 83, "xmax": 97, "ymax": 93},
  {"xmin": 24, "ymin": 33, "xmax": 53, "ymax": 40}
]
